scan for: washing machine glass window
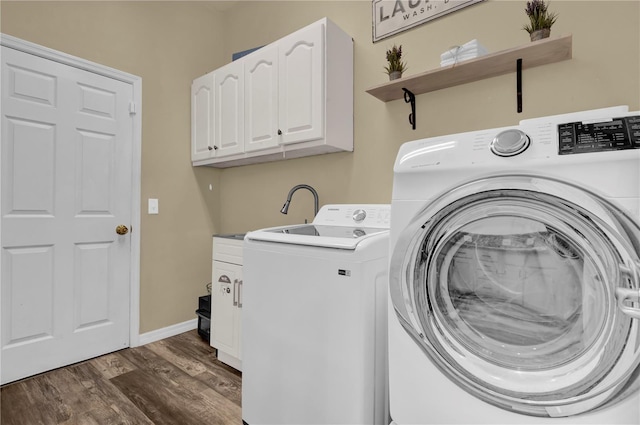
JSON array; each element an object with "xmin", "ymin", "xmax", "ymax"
[{"xmin": 390, "ymin": 174, "xmax": 640, "ymax": 417}]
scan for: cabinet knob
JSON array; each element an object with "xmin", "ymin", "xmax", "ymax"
[
  {"xmin": 208, "ymin": 146, "xmax": 213, "ymax": 151},
  {"xmin": 277, "ymin": 129, "xmax": 282, "ymax": 135},
  {"xmin": 213, "ymin": 145, "xmax": 219, "ymax": 150}
]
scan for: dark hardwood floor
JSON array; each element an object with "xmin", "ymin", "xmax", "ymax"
[{"xmin": 0, "ymin": 330, "xmax": 242, "ymax": 425}]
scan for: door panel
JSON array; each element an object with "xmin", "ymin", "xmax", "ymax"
[
  {"xmin": 6, "ymin": 60, "xmax": 56, "ymax": 106},
  {"xmin": 4, "ymin": 246, "xmax": 54, "ymax": 344},
  {"xmin": 74, "ymin": 242, "xmax": 111, "ymax": 329},
  {"xmin": 1, "ymin": 46, "xmax": 133, "ymax": 384},
  {"xmin": 76, "ymin": 130, "xmax": 115, "ymax": 213},
  {"xmin": 3, "ymin": 118, "xmax": 55, "ymax": 214}
]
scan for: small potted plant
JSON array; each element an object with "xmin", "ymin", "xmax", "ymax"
[
  {"xmin": 385, "ymin": 44, "xmax": 407, "ymax": 81},
  {"xmin": 523, "ymin": 0, "xmax": 558, "ymax": 41}
]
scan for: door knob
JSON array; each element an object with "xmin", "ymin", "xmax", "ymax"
[{"xmin": 116, "ymin": 225, "xmax": 129, "ymax": 235}]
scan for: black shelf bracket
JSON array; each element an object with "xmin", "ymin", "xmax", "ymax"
[
  {"xmin": 516, "ymin": 58, "xmax": 523, "ymax": 113},
  {"xmin": 402, "ymin": 88, "xmax": 416, "ymax": 130}
]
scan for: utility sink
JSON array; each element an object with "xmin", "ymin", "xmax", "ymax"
[{"xmin": 214, "ymin": 233, "xmax": 246, "ymax": 240}]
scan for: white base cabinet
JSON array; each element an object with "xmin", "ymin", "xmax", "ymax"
[
  {"xmin": 210, "ymin": 236, "xmax": 243, "ymax": 371},
  {"xmin": 191, "ymin": 17, "xmax": 353, "ymax": 168}
]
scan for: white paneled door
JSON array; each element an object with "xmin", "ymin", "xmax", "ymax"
[{"xmin": 1, "ymin": 46, "xmax": 134, "ymax": 384}]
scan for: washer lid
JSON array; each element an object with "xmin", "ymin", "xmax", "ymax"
[
  {"xmin": 390, "ymin": 174, "xmax": 640, "ymax": 417},
  {"xmin": 246, "ymin": 224, "xmax": 387, "ymax": 249},
  {"xmin": 246, "ymin": 204, "xmax": 391, "ymax": 249}
]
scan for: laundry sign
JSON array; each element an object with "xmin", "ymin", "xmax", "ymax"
[{"xmin": 372, "ymin": 0, "xmax": 484, "ymax": 42}]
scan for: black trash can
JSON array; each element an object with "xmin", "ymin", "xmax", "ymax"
[{"xmin": 196, "ymin": 294, "xmax": 211, "ymax": 342}]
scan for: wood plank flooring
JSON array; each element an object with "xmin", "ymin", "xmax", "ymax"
[{"xmin": 0, "ymin": 331, "xmax": 242, "ymax": 425}]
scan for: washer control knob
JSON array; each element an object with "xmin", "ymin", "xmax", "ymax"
[
  {"xmin": 491, "ymin": 129, "xmax": 530, "ymax": 157},
  {"xmin": 353, "ymin": 229, "xmax": 366, "ymax": 238},
  {"xmin": 352, "ymin": 209, "xmax": 367, "ymax": 223}
]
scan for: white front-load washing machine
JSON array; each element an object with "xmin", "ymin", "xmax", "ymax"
[
  {"xmin": 242, "ymin": 204, "xmax": 390, "ymax": 425},
  {"xmin": 388, "ymin": 106, "xmax": 640, "ymax": 424}
]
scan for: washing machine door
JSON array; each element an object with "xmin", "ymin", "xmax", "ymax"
[{"xmin": 390, "ymin": 174, "xmax": 640, "ymax": 418}]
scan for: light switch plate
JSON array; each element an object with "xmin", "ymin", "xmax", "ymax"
[{"xmin": 148, "ymin": 198, "xmax": 159, "ymax": 214}]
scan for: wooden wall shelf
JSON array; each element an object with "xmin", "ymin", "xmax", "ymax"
[{"xmin": 366, "ymin": 34, "xmax": 572, "ymax": 102}]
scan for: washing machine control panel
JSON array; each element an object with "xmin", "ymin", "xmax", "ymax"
[
  {"xmin": 313, "ymin": 204, "xmax": 391, "ymax": 228},
  {"xmin": 348, "ymin": 206, "xmax": 390, "ymax": 227},
  {"xmin": 558, "ymin": 114, "xmax": 640, "ymax": 155}
]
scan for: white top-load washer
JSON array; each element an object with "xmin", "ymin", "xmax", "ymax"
[
  {"xmin": 389, "ymin": 106, "xmax": 640, "ymax": 424},
  {"xmin": 242, "ymin": 204, "xmax": 390, "ymax": 425}
]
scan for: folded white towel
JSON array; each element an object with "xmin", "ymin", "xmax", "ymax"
[
  {"xmin": 440, "ymin": 53, "xmax": 485, "ymax": 67},
  {"xmin": 458, "ymin": 38, "xmax": 487, "ymax": 52},
  {"xmin": 441, "ymin": 49, "xmax": 485, "ymax": 61},
  {"xmin": 440, "ymin": 39, "xmax": 488, "ymax": 66},
  {"xmin": 440, "ymin": 46, "xmax": 488, "ymax": 60}
]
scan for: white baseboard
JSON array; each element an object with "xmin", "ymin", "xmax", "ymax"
[{"xmin": 136, "ymin": 318, "xmax": 198, "ymax": 346}]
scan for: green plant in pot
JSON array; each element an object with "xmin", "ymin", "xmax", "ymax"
[
  {"xmin": 523, "ymin": 0, "xmax": 558, "ymax": 41},
  {"xmin": 385, "ymin": 44, "xmax": 407, "ymax": 81}
]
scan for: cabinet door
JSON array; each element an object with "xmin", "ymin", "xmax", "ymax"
[
  {"xmin": 211, "ymin": 261, "xmax": 241, "ymax": 357},
  {"xmin": 245, "ymin": 45, "xmax": 279, "ymax": 152},
  {"xmin": 191, "ymin": 72, "xmax": 215, "ymax": 161},
  {"xmin": 278, "ymin": 21, "xmax": 324, "ymax": 145},
  {"xmin": 214, "ymin": 61, "xmax": 244, "ymax": 157}
]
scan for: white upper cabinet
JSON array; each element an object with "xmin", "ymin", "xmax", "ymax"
[
  {"xmin": 214, "ymin": 60, "xmax": 244, "ymax": 157},
  {"xmin": 278, "ymin": 23, "xmax": 324, "ymax": 145},
  {"xmin": 244, "ymin": 44, "xmax": 279, "ymax": 153},
  {"xmin": 191, "ymin": 61, "xmax": 244, "ymax": 160},
  {"xmin": 191, "ymin": 17, "xmax": 353, "ymax": 168},
  {"xmin": 191, "ymin": 72, "xmax": 215, "ymax": 161}
]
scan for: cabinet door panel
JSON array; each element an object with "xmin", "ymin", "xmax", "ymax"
[
  {"xmin": 214, "ymin": 61, "xmax": 244, "ymax": 157},
  {"xmin": 278, "ymin": 23, "xmax": 324, "ymax": 145},
  {"xmin": 245, "ymin": 46, "xmax": 279, "ymax": 152},
  {"xmin": 191, "ymin": 72, "xmax": 214, "ymax": 161},
  {"xmin": 211, "ymin": 261, "xmax": 241, "ymax": 357}
]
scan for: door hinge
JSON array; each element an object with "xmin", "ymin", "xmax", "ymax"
[{"xmin": 129, "ymin": 101, "xmax": 137, "ymax": 115}]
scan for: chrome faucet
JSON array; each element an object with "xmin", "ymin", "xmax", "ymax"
[{"xmin": 280, "ymin": 184, "xmax": 319, "ymax": 218}]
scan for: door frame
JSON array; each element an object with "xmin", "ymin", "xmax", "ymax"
[{"xmin": 0, "ymin": 33, "xmax": 142, "ymax": 347}]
